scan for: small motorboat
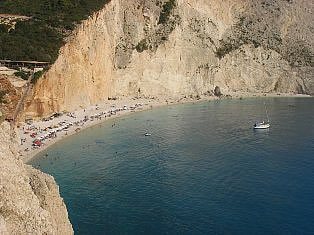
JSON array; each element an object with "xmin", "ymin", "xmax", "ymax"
[
  {"xmin": 254, "ymin": 121, "xmax": 270, "ymax": 129},
  {"xmin": 144, "ymin": 133, "xmax": 151, "ymax": 136}
]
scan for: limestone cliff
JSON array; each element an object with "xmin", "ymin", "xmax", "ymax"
[
  {"xmin": 0, "ymin": 122, "xmax": 73, "ymax": 234},
  {"xmin": 24, "ymin": 0, "xmax": 313, "ymax": 116}
]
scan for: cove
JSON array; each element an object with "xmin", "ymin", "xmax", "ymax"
[{"xmin": 30, "ymin": 97, "xmax": 314, "ymax": 234}]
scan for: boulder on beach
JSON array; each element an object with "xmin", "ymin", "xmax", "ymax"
[{"xmin": 214, "ymin": 86, "xmax": 222, "ymax": 97}]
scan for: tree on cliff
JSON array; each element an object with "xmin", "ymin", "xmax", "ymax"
[{"xmin": 0, "ymin": 0, "xmax": 110, "ymax": 62}]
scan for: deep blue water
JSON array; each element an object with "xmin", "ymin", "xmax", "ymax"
[{"xmin": 30, "ymin": 98, "xmax": 314, "ymax": 235}]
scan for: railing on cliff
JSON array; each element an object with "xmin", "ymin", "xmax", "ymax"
[{"xmin": 0, "ymin": 60, "xmax": 50, "ymax": 70}]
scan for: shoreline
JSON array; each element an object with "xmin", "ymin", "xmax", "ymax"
[
  {"xmin": 19, "ymin": 92, "xmax": 311, "ymax": 163},
  {"xmin": 20, "ymin": 98, "xmax": 170, "ymax": 163}
]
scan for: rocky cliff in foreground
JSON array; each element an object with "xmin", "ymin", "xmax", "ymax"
[
  {"xmin": 0, "ymin": 122, "xmax": 73, "ymax": 234},
  {"xmin": 24, "ymin": 0, "xmax": 313, "ymax": 116}
]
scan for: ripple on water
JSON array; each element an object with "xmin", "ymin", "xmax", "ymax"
[{"xmin": 30, "ymin": 98, "xmax": 314, "ymax": 235}]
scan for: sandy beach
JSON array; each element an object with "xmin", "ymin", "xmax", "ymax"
[
  {"xmin": 19, "ymin": 95, "xmax": 203, "ymax": 163},
  {"xmin": 18, "ymin": 92, "xmax": 311, "ymax": 163}
]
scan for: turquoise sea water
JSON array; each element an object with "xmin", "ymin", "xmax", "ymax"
[{"xmin": 30, "ymin": 98, "xmax": 314, "ymax": 234}]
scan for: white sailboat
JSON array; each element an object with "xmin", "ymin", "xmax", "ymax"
[{"xmin": 254, "ymin": 102, "xmax": 270, "ymax": 129}]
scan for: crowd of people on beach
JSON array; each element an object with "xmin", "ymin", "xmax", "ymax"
[{"xmin": 20, "ymin": 102, "xmax": 144, "ymax": 154}]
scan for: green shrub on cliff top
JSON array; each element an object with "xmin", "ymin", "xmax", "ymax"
[
  {"xmin": 158, "ymin": 0, "xmax": 176, "ymax": 25},
  {"xmin": 31, "ymin": 70, "xmax": 44, "ymax": 84},
  {"xmin": 0, "ymin": 90, "xmax": 6, "ymax": 103},
  {"xmin": 135, "ymin": 39, "xmax": 149, "ymax": 53},
  {"xmin": 14, "ymin": 71, "xmax": 31, "ymax": 80},
  {"xmin": 0, "ymin": 0, "xmax": 111, "ymax": 63}
]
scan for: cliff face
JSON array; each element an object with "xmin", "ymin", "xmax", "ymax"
[
  {"xmin": 0, "ymin": 122, "xmax": 73, "ymax": 234},
  {"xmin": 25, "ymin": 0, "xmax": 313, "ymax": 116}
]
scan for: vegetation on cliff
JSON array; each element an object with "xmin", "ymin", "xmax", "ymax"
[
  {"xmin": 135, "ymin": 39, "xmax": 149, "ymax": 53},
  {"xmin": 215, "ymin": 2, "xmax": 313, "ymax": 68},
  {"xmin": 13, "ymin": 70, "xmax": 44, "ymax": 84},
  {"xmin": 158, "ymin": 0, "xmax": 176, "ymax": 25},
  {"xmin": 0, "ymin": 90, "xmax": 6, "ymax": 103},
  {"xmin": 134, "ymin": 0, "xmax": 179, "ymax": 55},
  {"xmin": 0, "ymin": 0, "xmax": 110, "ymax": 63}
]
